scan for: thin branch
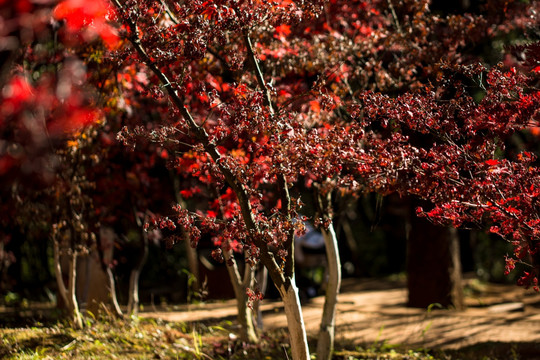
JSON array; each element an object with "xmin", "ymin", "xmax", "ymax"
[
  {"xmin": 244, "ymin": 33, "xmax": 274, "ymax": 115},
  {"xmin": 112, "ymin": 0, "xmax": 285, "ymax": 288},
  {"xmin": 244, "ymin": 31, "xmax": 297, "ymax": 279},
  {"xmin": 387, "ymin": 0, "xmax": 403, "ymax": 34},
  {"xmin": 158, "ymin": 0, "xmax": 179, "ymax": 24}
]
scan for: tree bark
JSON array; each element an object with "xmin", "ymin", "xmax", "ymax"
[
  {"xmin": 184, "ymin": 240, "xmax": 200, "ymax": 293},
  {"xmin": 128, "ymin": 216, "xmax": 149, "ymax": 316},
  {"xmin": 317, "ymin": 221, "xmax": 341, "ymax": 360},
  {"xmin": 235, "ymin": 290, "xmax": 258, "ymax": 343},
  {"xmin": 53, "ymin": 239, "xmax": 83, "ymax": 328},
  {"xmin": 127, "ymin": 267, "xmax": 141, "ymax": 315},
  {"xmin": 172, "ymin": 176, "xmax": 200, "ymax": 294},
  {"xmin": 67, "ymin": 251, "xmax": 83, "ymax": 329},
  {"xmin": 223, "ymin": 248, "xmax": 259, "ymax": 343},
  {"xmin": 407, "ymin": 201, "xmax": 464, "ymax": 310},
  {"xmin": 281, "ymin": 280, "xmax": 310, "ymax": 360},
  {"xmin": 53, "ymin": 239, "xmax": 70, "ymax": 309},
  {"xmin": 106, "ymin": 267, "xmax": 123, "ymax": 317},
  {"xmin": 253, "ymin": 264, "xmax": 267, "ymax": 329}
]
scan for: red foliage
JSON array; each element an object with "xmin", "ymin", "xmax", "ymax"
[
  {"xmin": 53, "ymin": 0, "xmax": 119, "ymax": 48},
  {"xmin": 5, "ymin": 0, "xmax": 540, "ymax": 297},
  {"xmin": 96, "ymin": 0, "xmax": 540, "ymax": 288}
]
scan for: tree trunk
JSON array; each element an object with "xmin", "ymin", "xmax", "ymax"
[
  {"xmin": 235, "ymin": 290, "xmax": 258, "ymax": 343},
  {"xmin": 127, "ymin": 222, "xmax": 148, "ymax": 316},
  {"xmin": 106, "ymin": 267, "xmax": 123, "ymax": 317},
  {"xmin": 254, "ymin": 264, "xmax": 267, "ymax": 329},
  {"xmin": 223, "ymin": 248, "xmax": 259, "ymax": 343},
  {"xmin": 67, "ymin": 251, "xmax": 83, "ymax": 329},
  {"xmin": 53, "ymin": 240, "xmax": 83, "ymax": 328},
  {"xmin": 407, "ymin": 201, "xmax": 464, "ymax": 310},
  {"xmin": 172, "ymin": 175, "xmax": 200, "ymax": 294},
  {"xmin": 317, "ymin": 221, "xmax": 341, "ymax": 360},
  {"xmin": 53, "ymin": 240, "xmax": 69, "ymax": 309},
  {"xmin": 281, "ymin": 280, "xmax": 310, "ymax": 360},
  {"xmin": 184, "ymin": 239, "xmax": 200, "ymax": 293},
  {"xmin": 127, "ymin": 268, "xmax": 141, "ymax": 316}
]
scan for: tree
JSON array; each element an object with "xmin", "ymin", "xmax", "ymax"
[
  {"xmin": 6, "ymin": 0, "xmax": 540, "ymax": 358},
  {"xmin": 79, "ymin": 1, "xmax": 540, "ymax": 358},
  {"xmin": 350, "ymin": 60, "xmax": 540, "ymax": 290},
  {"xmin": 0, "ymin": 0, "xmax": 110, "ymax": 327},
  {"xmin": 107, "ymin": 1, "xmax": 318, "ymax": 356}
]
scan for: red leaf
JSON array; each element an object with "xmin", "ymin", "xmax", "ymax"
[
  {"xmin": 309, "ymin": 100, "xmax": 321, "ymax": 113},
  {"xmin": 54, "ymin": 0, "xmax": 119, "ymax": 48},
  {"xmin": 275, "ymin": 24, "xmax": 291, "ymax": 37},
  {"xmin": 180, "ymin": 189, "xmax": 194, "ymax": 198},
  {"xmin": 2, "ymin": 76, "xmax": 33, "ymax": 113}
]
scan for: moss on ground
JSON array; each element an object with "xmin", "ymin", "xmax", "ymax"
[{"xmin": 0, "ymin": 314, "xmax": 536, "ymax": 359}]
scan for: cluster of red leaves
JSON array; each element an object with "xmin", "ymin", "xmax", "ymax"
[
  {"xmin": 350, "ymin": 63, "xmax": 540, "ymax": 288},
  {"xmin": 0, "ymin": 3, "xmax": 103, "ymax": 185},
  {"xmin": 76, "ymin": 0, "xmax": 540, "ymax": 288},
  {"xmin": 53, "ymin": 0, "xmax": 119, "ymax": 49}
]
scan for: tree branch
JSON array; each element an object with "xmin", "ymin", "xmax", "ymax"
[
  {"xmin": 244, "ymin": 31, "xmax": 296, "ymax": 279},
  {"xmin": 111, "ymin": 0, "xmax": 285, "ymax": 288}
]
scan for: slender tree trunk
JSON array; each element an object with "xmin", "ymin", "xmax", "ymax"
[
  {"xmin": 280, "ymin": 280, "xmax": 310, "ymax": 360},
  {"xmin": 53, "ymin": 239, "xmax": 69, "ymax": 309},
  {"xmin": 127, "ymin": 268, "xmax": 141, "ymax": 315},
  {"xmin": 106, "ymin": 267, "xmax": 123, "ymax": 317},
  {"xmin": 317, "ymin": 221, "xmax": 341, "ymax": 360},
  {"xmin": 254, "ymin": 264, "xmax": 267, "ymax": 329},
  {"xmin": 235, "ymin": 290, "xmax": 258, "ymax": 343},
  {"xmin": 68, "ymin": 251, "xmax": 83, "ymax": 329},
  {"xmin": 223, "ymin": 248, "xmax": 258, "ymax": 343},
  {"xmin": 184, "ymin": 240, "xmax": 199, "ymax": 292},
  {"xmin": 53, "ymin": 239, "xmax": 83, "ymax": 328},
  {"xmin": 127, "ymin": 219, "xmax": 148, "ymax": 316},
  {"xmin": 172, "ymin": 175, "xmax": 200, "ymax": 293},
  {"xmin": 448, "ymin": 227, "xmax": 464, "ymax": 309}
]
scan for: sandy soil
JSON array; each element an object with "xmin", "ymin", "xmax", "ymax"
[{"xmin": 140, "ymin": 278, "xmax": 540, "ymax": 354}]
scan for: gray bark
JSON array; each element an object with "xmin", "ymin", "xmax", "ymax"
[
  {"xmin": 223, "ymin": 248, "xmax": 258, "ymax": 343},
  {"xmin": 317, "ymin": 222, "xmax": 341, "ymax": 360},
  {"xmin": 281, "ymin": 281, "xmax": 310, "ymax": 360},
  {"xmin": 106, "ymin": 267, "xmax": 123, "ymax": 317},
  {"xmin": 67, "ymin": 251, "xmax": 83, "ymax": 329}
]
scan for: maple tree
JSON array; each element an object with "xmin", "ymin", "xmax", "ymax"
[
  {"xmin": 4, "ymin": 0, "xmax": 540, "ymax": 358},
  {"xmin": 348, "ymin": 60, "xmax": 540, "ymax": 290},
  {"xmin": 0, "ymin": 0, "xmax": 109, "ymax": 328},
  {"xmin": 102, "ymin": 1, "xmax": 540, "ymax": 358}
]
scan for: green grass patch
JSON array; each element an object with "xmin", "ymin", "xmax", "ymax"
[{"xmin": 1, "ymin": 316, "xmax": 537, "ymax": 359}]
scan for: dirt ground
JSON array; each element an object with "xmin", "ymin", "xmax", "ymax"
[{"xmin": 141, "ymin": 278, "xmax": 540, "ymax": 356}]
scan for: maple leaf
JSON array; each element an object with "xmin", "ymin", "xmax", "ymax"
[
  {"xmin": 1, "ymin": 76, "xmax": 33, "ymax": 114},
  {"xmin": 274, "ymin": 24, "xmax": 292, "ymax": 39},
  {"xmin": 485, "ymin": 159, "xmax": 499, "ymax": 166},
  {"xmin": 309, "ymin": 100, "xmax": 321, "ymax": 113},
  {"xmin": 53, "ymin": 0, "xmax": 119, "ymax": 49}
]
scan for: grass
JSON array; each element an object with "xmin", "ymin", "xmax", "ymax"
[
  {"xmin": 1, "ymin": 308, "xmax": 538, "ymax": 359},
  {"xmin": 0, "ymin": 315, "xmax": 437, "ymax": 360},
  {"xmin": 0, "ymin": 314, "xmax": 293, "ymax": 360}
]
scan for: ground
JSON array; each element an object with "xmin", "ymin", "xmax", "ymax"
[
  {"xmin": 141, "ymin": 277, "xmax": 540, "ymax": 358},
  {"xmin": 1, "ymin": 277, "xmax": 540, "ymax": 359}
]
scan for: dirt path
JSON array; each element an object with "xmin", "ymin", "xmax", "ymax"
[{"xmin": 140, "ymin": 278, "xmax": 540, "ymax": 352}]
